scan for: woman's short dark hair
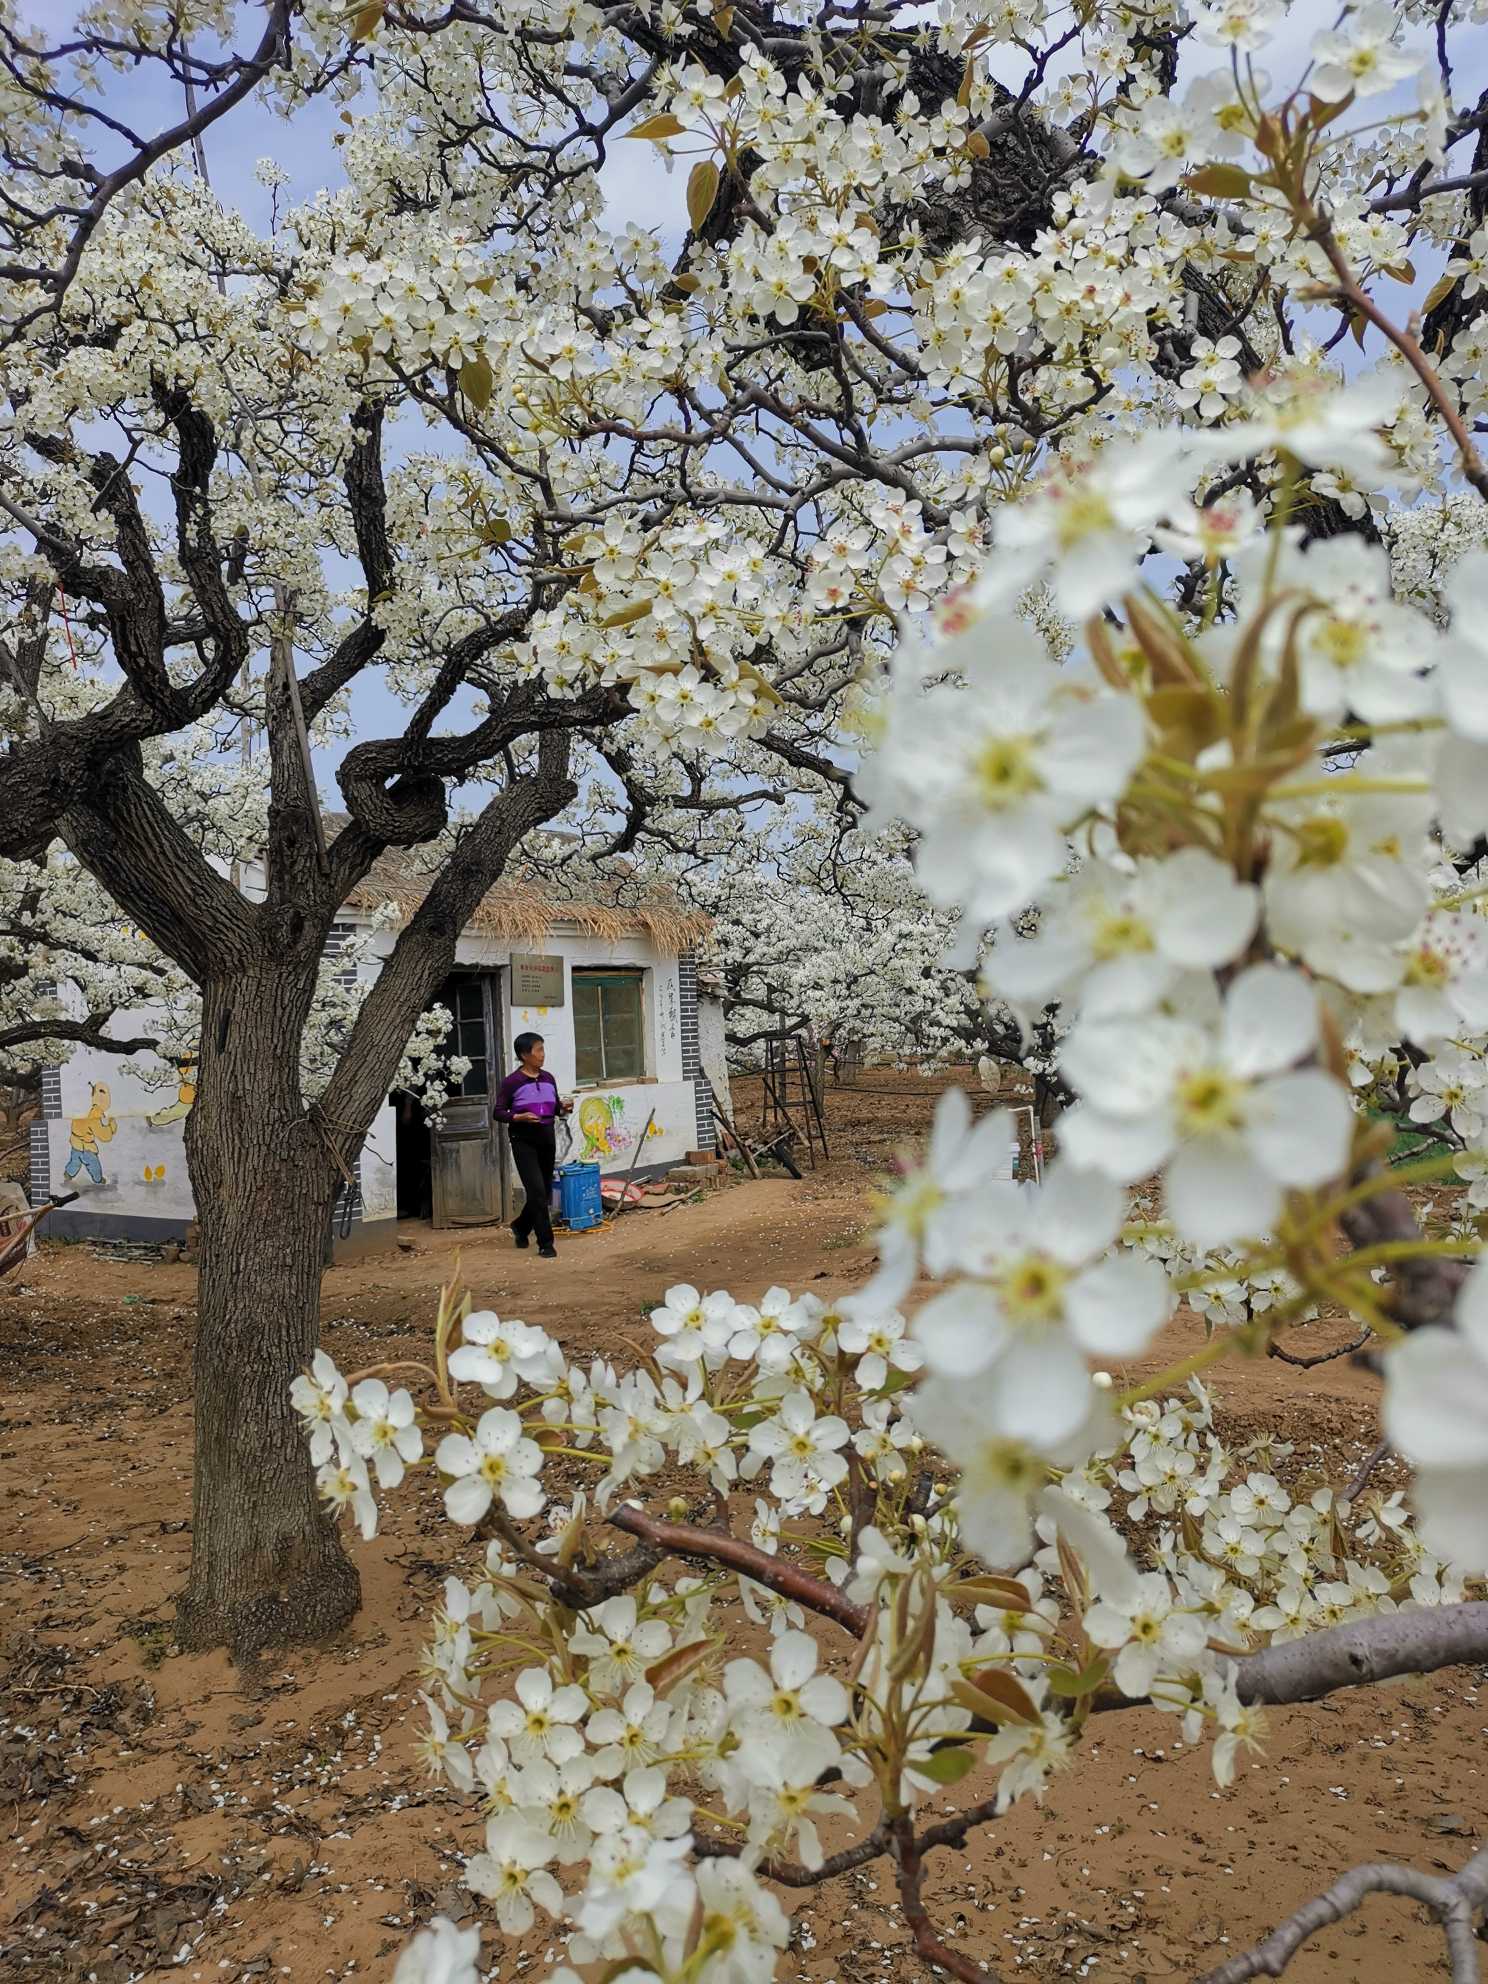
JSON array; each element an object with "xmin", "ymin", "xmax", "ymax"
[{"xmin": 514, "ymin": 1031, "xmax": 544, "ymax": 1058}]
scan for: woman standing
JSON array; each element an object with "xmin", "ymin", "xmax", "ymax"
[{"xmin": 492, "ymin": 1032, "xmax": 572, "ymax": 1257}]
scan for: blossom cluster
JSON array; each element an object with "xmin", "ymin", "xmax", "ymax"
[{"xmin": 296, "ymin": 1220, "xmax": 1468, "ymax": 1984}]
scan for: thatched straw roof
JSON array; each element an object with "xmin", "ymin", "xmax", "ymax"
[{"xmin": 340, "ymin": 832, "xmax": 710, "ymax": 955}]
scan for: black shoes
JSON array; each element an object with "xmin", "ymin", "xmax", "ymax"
[
  {"xmin": 512, "ymin": 1228, "xmax": 529, "ymax": 1249},
  {"xmin": 538, "ymin": 1245, "xmax": 557, "ymax": 1259}
]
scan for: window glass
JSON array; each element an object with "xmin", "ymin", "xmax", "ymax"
[
  {"xmin": 573, "ymin": 971, "xmax": 644, "ymax": 1083},
  {"xmin": 438, "ymin": 975, "xmax": 489, "ymax": 1097}
]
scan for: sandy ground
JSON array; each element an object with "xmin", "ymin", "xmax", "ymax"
[{"xmin": 2, "ymin": 1071, "xmax": 1484, "ymax": 1984}]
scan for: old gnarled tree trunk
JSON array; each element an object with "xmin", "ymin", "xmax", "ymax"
[{"xmin": 176, "ymin": 966, "xmax": 359, "ymax": 1656}]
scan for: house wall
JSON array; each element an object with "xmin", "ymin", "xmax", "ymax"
[
  {"xmin": 429, "ymin": 929, "xmax": 703, "ymax": 1174},
  {"xmin": 697, "ymin": 991, "xmax": 732, "ymax": 1129},
  {"xmin": 34, "ymin": 928, "xmax": 708, "ymax": 1252},
  {"xmin": 34, "ymin": 1019, "xmax": 398, "ymax": 1259}
]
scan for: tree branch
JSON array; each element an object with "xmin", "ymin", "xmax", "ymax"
[
  {"xmin": 889, "ymin": 1814, "xmax": 993, "ymax": 1984},
  {"xmin": 1200, "ymin": 1844, "xmax": 1488, "ymax": 1984},
  {"xmin": 316, "ymin": 732, "xmax": 578, "ymax": 1142},
  {"xmin": 1339, "ymin": 1182, "xmax": 1471, "ymax": 1330},
  {"xmin": 606, "ymin": 1504, "xmax": 870, "ymax": 1637},
  {"xmin": 2, "ymin": 0, "xmax": 295, "ymax": 339},
  {"xmin": 1228, "ymin": 1601, "xmax": 1488, "ymax": 1708}
]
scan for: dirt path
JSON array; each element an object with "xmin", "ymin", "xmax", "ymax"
[{"xmin": 3, "ymin": 1073, "xmax": 1483, "ymax": 1984}]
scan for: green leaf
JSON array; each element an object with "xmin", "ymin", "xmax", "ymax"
[
  {"xmin": 1184, "ymin": 163, "xmax": 1254, "ymax": 199},
  {"xmin": 348, "ymin": 1, "xmax": 385, "ymax": 41},
  {"xmin": 915, "ymin": 1743, "xmax": 978, "ymax": 1785},
  {"xmin": 459, "ymin": 354, "xmax": 494, "ymax": 411},
  {"xmin": 481, "ymin": 517, "xmax": 513, "ymax": 546},
  {"xmin": 624, "ymin": 113, "xmax": 687, "ymax": 142},
  {"xmin": 687, "ymin": 159, "xmax": 721, "ymax": 233},
  {"xmin": 1047, "ymin": 1653, "xmax": 1110, "ymax": 1699}
]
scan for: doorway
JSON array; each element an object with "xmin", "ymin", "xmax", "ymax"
[{"xmin": 394, "ymin": 970, "xmax": 510, "ymax": 1228}]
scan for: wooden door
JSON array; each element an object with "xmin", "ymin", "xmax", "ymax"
[{"xmin": 430, "ymin": 972, "xmax": 509, "ymax": 1228}]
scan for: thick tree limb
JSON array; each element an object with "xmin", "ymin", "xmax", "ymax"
[
  {"xmin": 1200, "ymin": 1845, "xmax": 1488, "ymax": 1984},
  {"xmin": 316, "ymin": 732, "xmax": 577, "ymax": 1141},
  {"xmin": 1339, "ymin": 1177, "xmax": 1471, "ymax": 1331},
  {"xmin": 0, "ymin": 1016, "xmax": 158, "ymax": 1058},
  {"xmin": 1229, "ymin": 1601, "xmax": 1488, "ymax": 1707},
  {"xmin": 59, "ymin": 746, "xmax": 254, "ymax": 981}
]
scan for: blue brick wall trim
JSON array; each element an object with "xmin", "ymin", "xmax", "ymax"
[{"xmin": 678, "ymin": 952, "xmax": 714, "ymax": 1151}]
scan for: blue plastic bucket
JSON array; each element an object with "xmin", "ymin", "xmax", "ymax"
[{"xmin": 556, "ymin": 1159, "xmax": 603, "ymax": 1230}]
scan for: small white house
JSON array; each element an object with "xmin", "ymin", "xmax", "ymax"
[{"xmin": 30, "ymin": 852, "xmax": 720, "ymax": 1256}]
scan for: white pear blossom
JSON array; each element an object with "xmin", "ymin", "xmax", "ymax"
[
  {"xmin": 986, "ymin": 848, "xmax": 1260, "ymax": 1020},
  {"xmin": 913, "ymin": 1161, "xmax": 1170, "ymax": 1443},
  {"xmin": 836, "ymin": 1305, "xmax": 922, "ymax": 1391},
  {"xmin": 569, "ymin": 1596, "xmax": 673, "ymax": 1696},
  {"xmin": 746, "ymin": 1391, "xmax": 852, "ymax": 1507},
  {"xmin": 1061, "ymin": 964, "xmax": 1355, "ymax": 1248},
  {"xmin": 348, "ymin": 1379, "xmax": 423, "ymax": 1489},
  {"xmin": 290, "ymin": 1350, "xmax": 349, "ymax": 1466},
  {"xmin": 393, "ymin": 1917, "xmax": 481, "ymax": 1984},
  {"xmin": 435, "ymin": 1409, "xmax": 546, "ymax": 1525},
  {"xmin": 1085, "ymin": 1573, "xmax": 1208, "ymax": 1696},
  {"xmin": 447, "ymin": 1311, "xmax": 555, "ymax": 1398},
  {"xmin": 649, "ymin": 1284, "xmax": 738, "ymax": 1366},
  {"xmin": 692, "ymin": 1859, "xmax": 791, "ymax": 1984},
  {"xmin": 488, "ymin": 1666, "xmax": 590, "ymax": 1764},
  {"xmin": 1310, "ymin": 4, "xmax": 1422, "ymax": 101},
  {"xmin": 863, "ymin": 615, "xmax": 1145, "ymax": 925},
  {"xmin": 1384, "ymin": 1259, "xmax": 1488, "ymax": 1571},
  {"xmin": 316, "ymin": 1437, "xmax": 379, "ymax": 1541},
  {"xmin": 464, "ymin": 1814, "xmax": 564, "ymax": 1933},
  {"xmin": 724, "ymin": 1630, "xmax": 850, "ymax": 1738}
]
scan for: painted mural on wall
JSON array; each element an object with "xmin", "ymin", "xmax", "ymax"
[
  {"xmin": 147, "ymin": 1057, "xmax": 196, "ymax": 1127},
  {"xmin": 576, "ymin": 1093, "xmax": 667, "ymax": 1162},
  {"xmin": 63, "ymin": 1081, "xmax": 117, "ymax": 1188},
  {"xmin": 49, "ymin": 1046, "xmax": 200, "ymax": 1220}
]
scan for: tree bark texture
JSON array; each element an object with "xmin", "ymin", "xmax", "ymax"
[{"xmin": 175, "ymin": 966, "xmax": 359, "ymax": 1658}]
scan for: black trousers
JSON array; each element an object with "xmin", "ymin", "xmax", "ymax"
[{"xmin": 510, "ymin": 1127, "xmax": 557, "ymax": 1247}]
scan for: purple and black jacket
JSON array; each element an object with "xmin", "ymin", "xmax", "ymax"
[{"xmin": 492, "ymin": 1066, "xmax": 561, "ymax": 1132}]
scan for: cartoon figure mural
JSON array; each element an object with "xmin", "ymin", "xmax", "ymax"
[
  {"xmin": 147, "ymin": 1057, "xmax": 196, "ymax": 1128},
  {"xmin": 576, "ymin": 1094, "xmax": 666, "ymax": 1161},
  {"xmin": 63, "ymin": 1081, "xmax": 117, "ymax": 1188},
  {"xmin": 577, "ymin": 1094, "xmax": 628, "ymax": 1159}
]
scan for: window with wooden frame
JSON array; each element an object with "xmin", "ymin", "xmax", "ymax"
[
  {"xmin": 436, "ymin": 973, "xmax": 491, "ymax": 1098},
  {"xmin": 572, "ymin": 969, "xmax": 646, "ymax": 1084}
]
